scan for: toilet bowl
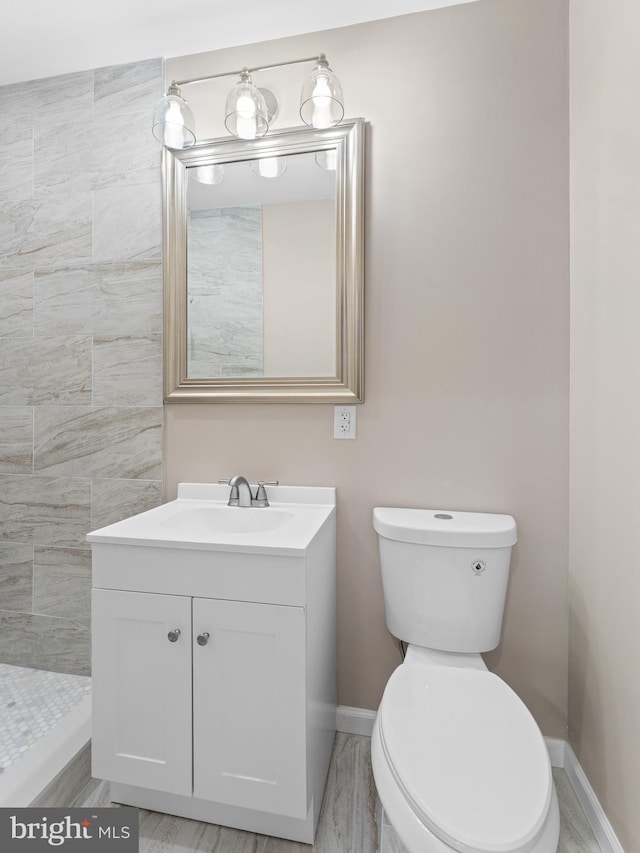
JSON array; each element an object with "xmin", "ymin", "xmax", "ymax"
[
  {"xmin": 372, "ymin": 508, "xmax": 560, "ymax": 853},
  {"xmin": 371, "ymin": 647, "xmax": 560, "ymax": 853}
]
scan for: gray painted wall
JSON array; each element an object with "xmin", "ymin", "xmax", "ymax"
[
  {"xmin": 570, "ymin": 0, "xmax": 640, "ymax": 847},
  {"xmin": 166, "ymin": 0, "xmax": 570, "ymax": 736}
]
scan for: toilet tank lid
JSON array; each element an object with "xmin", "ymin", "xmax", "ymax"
[{"xmin": 373, "ymin": 507, "xmax": 517, "ymax": 548}]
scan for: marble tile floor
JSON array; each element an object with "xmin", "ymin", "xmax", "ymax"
[
  {"xmin": 0, "ymin": 663, "xmax": 91, "ymax": 772},
  {"xmin": 71, "ymin": 733, "xmax": 600, "ymax": 853}
]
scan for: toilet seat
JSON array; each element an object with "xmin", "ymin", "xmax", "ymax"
[{"xmin": 378, "ymin": 663, "xmax": 553, "ymax": 853}]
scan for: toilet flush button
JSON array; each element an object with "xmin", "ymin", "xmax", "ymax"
[{"xmin": 471, "ymin": 559, "xmax": 486, "ymax": 575}]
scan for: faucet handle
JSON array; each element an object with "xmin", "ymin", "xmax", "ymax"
[
  {"xmin": 218, "ymin": 478, "xmax": 231, "ymax": 484},
  {"xmin": 254, "ymin": 481, "xmax": 279, "ymax": 506}
]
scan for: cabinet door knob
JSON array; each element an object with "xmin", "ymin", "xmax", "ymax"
[
  {"xmin": 197, "ymin": 632, "xmax": 210, "ymax": 646},
  {"xmin": 167, "ymin": 628, "xmax": 181, "ymax": 643}
]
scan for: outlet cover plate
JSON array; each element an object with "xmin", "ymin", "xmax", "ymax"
[{"xmin": 334, "ymin": 405, "xmax": 356, "ymax": 439}]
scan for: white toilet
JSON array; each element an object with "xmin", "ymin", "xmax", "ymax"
[{"xmin": 371, "ymin": 507, "xmax": 560, "ymax": 853}]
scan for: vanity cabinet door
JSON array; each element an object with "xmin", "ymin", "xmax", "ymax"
[
  {"xmin": 192, "ymin": 598, "xmax": 307, "ymax": 818},
  {"xmin": 92, "ymin": 589, "xmax": 193, "ymax": 796}
]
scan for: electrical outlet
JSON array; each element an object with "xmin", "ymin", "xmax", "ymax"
[{"xmin": 334, "ymin": 405, "xmax": 356, "ymax": 439}]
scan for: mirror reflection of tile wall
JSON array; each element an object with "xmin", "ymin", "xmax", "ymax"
[
  {"xmin": 187, "ymin": 206, "xmax": 263, "ymax": 378},
  {"xmin": 0, "ymin": 59, "xmax": 164, "ymax": 676}
]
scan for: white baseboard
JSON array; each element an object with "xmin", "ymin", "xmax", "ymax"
[
  {"xmin": 544, "ymin": 736, "xmax": 566, "ymax": 768},
  {"xmin": 336, "ymin": 707, "xmax": 568, "ymax": 764},
  {"xmin": 564, "ymin": 743, "xmax": 625, "ymax": 853},
  {"xmin": 337, "ymin": 706, "xmax": 625, "ymax": 852},
  {"xmin": 336, "ymin": 705, "xmax": 376, "ymax": 737}
]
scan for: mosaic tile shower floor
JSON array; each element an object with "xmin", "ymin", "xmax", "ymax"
[{"xmin": 0, "ymin": 663, "xmax": 91, "ymax": 773}]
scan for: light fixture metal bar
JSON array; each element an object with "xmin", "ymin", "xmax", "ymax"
[{"xmin": 173, "ymin": 54, "xmax": 323, "ymax": 89}]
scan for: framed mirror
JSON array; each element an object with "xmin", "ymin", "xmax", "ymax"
[{"xmin": 163, "ymin": 118, "xmax": 364, "ymax": 402}]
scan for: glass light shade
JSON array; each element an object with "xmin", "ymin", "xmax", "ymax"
[
  {"xmin": 225, "ymin": 70, "xmax": 269, "ymax": 139},
  {"xmin": 152, "ymin": 85, "xmax": 196, "ymax": 149},
  {"xmin": 250, "ymin": 157, "xmax": 287, "ymax": 178},
  {"xmin": 300, "ymin": 56, "xmax": 344, "ymax": 129},
  {"xmin": 190, "ymin": 164, "xmax": 225, "ymax": 185},
  {"xmin": 315, "ymin": 149, "xmax": 338, "ymax": 171}
]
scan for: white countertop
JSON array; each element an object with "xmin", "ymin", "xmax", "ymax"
[{"xmin": 86, "ymin": 483, "xmax": 336, "ymax": 556}]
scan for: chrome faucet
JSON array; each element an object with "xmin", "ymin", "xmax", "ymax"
[
  {"xmin": 228, "ymin": 474, "xmax": 253, "ymax": 507},
  {"xmin": 219, "ymin": 476, "xmax": 279, "ymax": 508}
]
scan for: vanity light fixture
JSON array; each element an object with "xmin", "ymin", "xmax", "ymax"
[
  {"xmin": 152, "ymin": 54, "xmax": 344, "ymax": 149},
  {"xmin": 189, "ymin": 164, "xmax": 225, "ymax": 185},
  {"xmin": 300, "ymin": 56, "xmax": 344, "ymax": 129},
  {"xmin": 315, "ymin": 149, "xmax": 338, "ymax": 171},
  {"xmin": 152, "ymin": 83, "xmax": 196, "ymax": 149},
  {"xmin": 224, "ymin": 70, "xmax": 270, "ymax": 139},
  {"xmin": 250, "ymin": 157, "xmax": 287, "ymax": 178}
]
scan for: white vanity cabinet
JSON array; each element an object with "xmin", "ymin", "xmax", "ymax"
[
  {"xmin": 192, "ymin": 597, "xmax": 306, "ymax": 816},
  {"xmin": 88, "ymin": 484, "xmax": 336, "ymax": 844},
  {"xmin": 92, "ymin": 590, "xmax": 307, "ymax": 815},
  {"xmin": 92, "ymin": 589, "xmax": 193, "ymax": 796}
]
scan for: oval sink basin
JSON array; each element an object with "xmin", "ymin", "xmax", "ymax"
[{"xmin": 161, "ymin": 506, "xmax": 295, "ymax": 536}]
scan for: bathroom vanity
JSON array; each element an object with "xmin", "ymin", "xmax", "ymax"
[{"xmin": 88, "ymin": 483, "xmax": 336, "ymax": 843}]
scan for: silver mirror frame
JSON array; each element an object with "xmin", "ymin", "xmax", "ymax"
[{"xmin": 163, "ymin": 117, "xmax": 365, "ymax": 402}]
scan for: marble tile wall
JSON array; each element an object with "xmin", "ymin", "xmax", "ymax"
[
  {"xmin": 0, "ymin": 58, "xmax": 164, "ymax": 676},
  {"xmin": 187, "ymin": 206, "xmax": 263, "ymax": 377}
]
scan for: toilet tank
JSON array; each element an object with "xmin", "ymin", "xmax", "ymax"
[{"xmin": 373, "ymin": 508, "xmax": 517, "ymax": 653}]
